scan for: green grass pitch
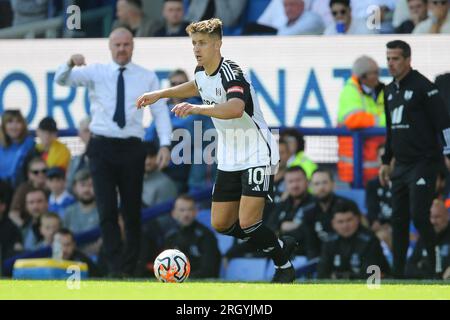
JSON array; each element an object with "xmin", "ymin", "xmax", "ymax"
[{"xmin": 0, "ymin": 280, "xmax": 449, "ymax": 300}]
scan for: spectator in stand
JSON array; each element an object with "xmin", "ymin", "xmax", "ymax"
[
  {"xmin": 10, "ymin": 0, "xmax": 48, "ymax": 26},
  {"xmin": 35, "ymin": 116, "xmax": 71, "ymax": 171},
  {"xmin": 324, "ymin": 0, "xmax": 377, "ymax": 35},
  {"xmin": 163, "ymin": 195, "xmax": 221, "ymax": 279},
  {"xmin": 66, "ymin": 117, "xmax": 91, "ymax": 191},
  {"xmin": 406, "ymin": 198, "xmax": 450, "ymax": 279},
  {"xmin": 9, "ymin": 157, "xmax": 48, "ymax": 229},
  {"xmin": 141, "ymin": 142, "xmax": 178, "ymax": 208},
  {"xmin": 22, "ymin": 187, "xmax": 49, "ymax": 251},
  {"xmin": 396, "ymin": 0, "xmax": 429, "ymax": 33},
  {"xmin": 0, "ymin": 185, "xmax": 23, "ymax": 265},
  {"xmin": 184, "ymin": 0, "xmax": 247, "ymax": 28},
  {"xmin": 280, "ymin": 128, "xmax": 317, "ymax": 180},
  {"xmin": 46, "ymin": 167, "xmax": 75, "ymax": 219},
  {"xmin": 63, "ymin": 169, "xmax": 99, "ymax": 234},
  {"xmin": 36, "ymin": 212, "xmax": 61, "ymax": 248},
  {"xmin": 0, "ymin": 110, "xmax": 35, "ymax": 189},
  {"xmin": 413, "ymin": 0, "xmax": 450, "ymax": 33},
  {"xmin": 53, "ymin": 228, "xmax": 101, "ymax": 276},
  {"xmin": 337, "ymin": 55, "xmax": 385, "ymax": 186},
  {"xmin": 267, "ymin": 166, "xmax": 316, "ymax": 257},
  {"xmin": 303, "ymin": 168, "xmax": 359, "ymax": 257},
  {"xmin": 154, "ymin": 0, "xmax": 190, "ymax": 37},
  {"xmin": 317, "ymin": 200, "xmax": 391, "ymax": 279},
  {"xmin": 113, "ymin": 0, "xmax": 163, "ymax": 37}
]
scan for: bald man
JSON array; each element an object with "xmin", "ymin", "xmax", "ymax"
[{"xmin": 55, "ymin": 27, "xmax": 172, "ymax": 277}]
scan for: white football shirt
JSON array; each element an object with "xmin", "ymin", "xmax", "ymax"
[{"xmin": 194, "ymin": 57, "xmax": 280, "ymax": 172}]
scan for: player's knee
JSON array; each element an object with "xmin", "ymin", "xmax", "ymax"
[{"xmin": 211, "ymin": 220, "xmax": 233, "ymax": 234}]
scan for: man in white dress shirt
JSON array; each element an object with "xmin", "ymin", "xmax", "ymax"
[{"xmin": 55, "ymin": 27, "xmax": 172, "ymax": 277}]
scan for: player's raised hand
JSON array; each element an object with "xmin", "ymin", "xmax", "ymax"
[
  {"xmin": 136, "ymin": 91, "xmax": 161, "ymax": 109},
  {"xmin": 171, "ymin": 102, "xmax": 199, "ymax": 118},
  {"xmin": 69, "ymin": 54, "xmax": 86, "ymax": 67}
]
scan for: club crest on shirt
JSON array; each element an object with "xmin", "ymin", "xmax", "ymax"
[
  {"xmin": 404, "ymin": 90, "xmax": 413, "ymax": 101},
  {"xmin": 388, "ymin": 93, "xmax": 393, "ymax": 101},
  {"xmin": 216, "ymin": 88, "xmax": 221, "ymax": 96}
]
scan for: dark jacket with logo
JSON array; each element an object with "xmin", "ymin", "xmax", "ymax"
[
  {"xmin": 406, "ymin": 224, "xmax": 450, "ymax": 279},
  {"xmin": 317, "ymin": 226, "xmax": 390, "ymax": 279},
  {"xmin": 164, "ymin": 221, "xmax": 221, "ymax": 279}
]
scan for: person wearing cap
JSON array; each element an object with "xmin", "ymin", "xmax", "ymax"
[
  {"xmin": 337, "ymin": 55, "xmax": 386, "ymax": 186},
  {"xmin": 54, "ymin": 27, "xmax": 172, "ymax": 277},
  {"xmin": 46, "ymin": 167, "xmax": 75, "ymax": 219},
  {"xmin": 35, "ymin": 116, "xmax": 71, "ymax": 171}
]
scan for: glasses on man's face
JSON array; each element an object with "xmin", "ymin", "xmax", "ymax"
[
  {"xmin": 332, "ymin": 9, "xmax": 347, "ymax": 17},
  {"xmin": 170, "ymin": 81, "xmax": 184, "ymax": 87},
  {"xmin": 432, "ymin": 0, "xmax": 449, "ymax": 5},
  {"xmin": 30, "ymin": 168, "xmax": 47, "ymax": 175}
]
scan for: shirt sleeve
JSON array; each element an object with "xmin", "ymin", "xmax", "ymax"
[
  {"xmin": 147, "ymin": 73, "xmax": 172, "ymax": 147},
  {"xmin": 422, "ymin": 81, "xmax": 450, "ymax": 156},
  {"xmin": 54, "ymin": 63, "xmax": 95, "ymax": 87},
  {"xmin": 220, "ymin": 64, "xmax": 250, "ymax": 103}
]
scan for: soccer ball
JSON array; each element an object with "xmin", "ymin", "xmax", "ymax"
[{"xmin": 153, "ymin": 249, "xmax": 191, "ymax": 283}]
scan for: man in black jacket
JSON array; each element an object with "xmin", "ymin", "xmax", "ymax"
[
  {"xmin": 303, "ymin": 168, "xmax": 359, "ymax": 258},
  {"xmin": 317, "ymin": 200, "xmax": 390, "ymax": 279},
  {"xmin": 379, "ymin": 40, "xmax": 450, "ymax": 278},
  {"xmin": 406, "ymin": 199, "xmax": 450, "ymax": 279},
  {"xmin": 163, "ymin": 195, "xmax": 221, "ymax": 279}
]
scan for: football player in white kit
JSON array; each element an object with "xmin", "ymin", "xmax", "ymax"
[{"xmin": 137, "ymin": 18, "xmax": 297, "ymax": 283}]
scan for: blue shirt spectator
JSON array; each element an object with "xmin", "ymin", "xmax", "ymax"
[{"xmin": 0, "ymin": 110, "xmax": 35, "ymax": 188}]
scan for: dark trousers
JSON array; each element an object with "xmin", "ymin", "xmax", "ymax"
[
  {"xmin": 391, "ymin": 160, "xmax": 438, "ymax": 278},
  {"xmin": 87, "ymin": 135, "xmax": 145, "ymax": 276}
]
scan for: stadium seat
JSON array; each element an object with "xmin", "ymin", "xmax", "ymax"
[
  {"xmin": 196, "ymin": 209, "xmax": 213, "ymax": 230},
  {"xmin": 216, "ymin": 234, "xmax": 235, "ymax": 255},
  {"xmin": 223, "ymin": 258, "xmax": 270, "ymax": 281},
  {"xmin": 335, "ymin": 189, "xmax": 367, "ymax": 214}
]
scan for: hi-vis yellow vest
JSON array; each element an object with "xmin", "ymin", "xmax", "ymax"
[{"xmin": 337, "ymin": 77, "xmax": 386, "ymax": 184}]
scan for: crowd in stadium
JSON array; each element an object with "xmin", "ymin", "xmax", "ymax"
[
  {"xmin": 1, "ymin": 0, "xmax": 450, "ymax": 282},
  {"xmin": 1, "ymin": 0, "xmax": 450, "ymax": 37}
]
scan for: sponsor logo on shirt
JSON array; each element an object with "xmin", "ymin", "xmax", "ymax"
[{"xmin": 227, "ymin": 86, "xmax": 244, "ymax": 94}]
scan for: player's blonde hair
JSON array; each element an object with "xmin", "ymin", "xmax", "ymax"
[{"xmin": 185, "ymin": 18, "xmax": 223, "ymax": 39}]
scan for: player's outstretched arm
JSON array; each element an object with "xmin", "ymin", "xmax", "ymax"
[
  {"xmin": 136, "ymin": 80, "xmax": 199, "ymax": 109},
  {"xmin": 172, "ymin": 98, "xmax": 245, "ymax": 120}
]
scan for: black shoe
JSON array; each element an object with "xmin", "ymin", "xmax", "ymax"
[
  {"xmin": 271, "ymin": 236, "xmax": 298, "ymax": 283},
  {"xmin": 280, "ymin": 235, "xmax": 298, "ymax": 259},
  {"xmin": 271, "ymin": 265, "xmax": 295, "ymax": 283}
]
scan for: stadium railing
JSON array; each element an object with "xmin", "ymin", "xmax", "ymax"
[{"xmin": 0, "ymin": 6, "xmax": 113, "ymax": 38}]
